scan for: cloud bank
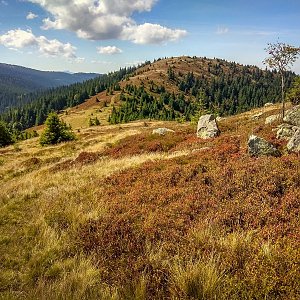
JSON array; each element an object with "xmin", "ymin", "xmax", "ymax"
[
  {"xmin": 27, "ymin": 0, "xmax": 187, "ymax": 44},
  {"xmin": 0, "ymin": 29, "xmax": 77, "ymax": 58}
]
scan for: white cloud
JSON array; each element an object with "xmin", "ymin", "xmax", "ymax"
[
  {"xmin": 216, "ymin": 26, "xmax": 229, "ymax": 35},
  {"xmin": 37, "ymin": 36, "xmax": 76, "ymax": 58},
  {"xmin": 0, "ymin": 29, "xmax": 37, "ymax": 48},
  {"xmin": 97, "ymin": 46, "xmax": 122, "ymax": 55},
  {"xmin": 26, "ymin": 12, "xmax": 38, "ymax": 20},
  {"xmin": 1, "ymin": 1, "xmax": 8, "ymax": 6},
  {"xmin": 122, "ymin": 23, "xmax": 187, "ymax": 44},
  {"xmin": 125, "ymin": 60, "xmax": 145, "ymax": 66},
  {"xmin": 27, "ymin": 0, "xmax": 187, "ymax": 44},
  {"xmin": 0, "ymin": 29, "xmax": 77, "ymax": 59}
]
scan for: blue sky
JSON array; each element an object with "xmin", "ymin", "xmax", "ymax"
[{"xmin": 0, "ymin": 0, "xmax": 299, "ymax": 73}]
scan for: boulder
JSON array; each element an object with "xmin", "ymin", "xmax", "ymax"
[
  {"xmin": 287, "ymin": 129, "xmax": 300, "ymax": 152},
  {"xmin": 283, "ymin": 105, "xmax": 300, "ymax": 126},
  {"xmin": 276, "ymin": 124, "xmax": 299, "ymax": 140},
  {"xmin": 264, "ymin": 102, "xmax": 273, "ymax": 107},
  {"xmin": 248, "ymin": 135, "xmax": 281, "ymax": 157},
  {"xmin": 152, "ymin": 128, "xmax": 174, "ymax": 135},
  {"xmin": 265, "ymin": 114, "xmax": 281, "ymax": 125},
  {"xmin": 196, "ymin": 114, "xmax": 220, "ymax": 139}
]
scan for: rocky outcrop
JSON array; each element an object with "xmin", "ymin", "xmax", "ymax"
[
  {"xmin": 283, "ymin": 105, "xmax": 300, "ymax": 127},
  {"xmin": 275, "ymin": 106, "xmax": 300, "ymax": 152},
  {"xmin": 265, "ymin": 114, "xmax": 280, "ymax": 125},
  {"xmin": 276, "ymin": 124, "xmax": 299, "ymax": 140},
  {"xmin": 152, "ymin": 128, "xmax": 175, "ymax": 135},
  {"xmin": 248, "ymin": 135, "xmax": 281, "ymax": 157},
  {"xmin": 287, "ymin": 129, "xmax": 300, "ymax": 152},
  {"xmin": 196, "ymin": 114, "xmax": 220, "ymax": 139}
]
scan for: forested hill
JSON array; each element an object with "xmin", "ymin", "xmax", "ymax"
[
  {"xmin": 0, "ymin": 63, "xmax": 100, "ymax": 113},
  {"xmin": 108, "ymin": 56, "xmax": 295, "ymax": 124},
  {"xmin": 0, "ymin": 56, "xmax": 296, "ymax": 130},
  {"xmin": 0, "ymin": 64, "xmax": 139, "ymax": 130}
]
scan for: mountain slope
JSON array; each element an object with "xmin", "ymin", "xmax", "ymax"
[
  {"xmin": 0, "ymin": 104, "xmax": 299, "ymax": 299},
  {"xmin": 0, "ymin": 63, "xmax": 100, "ymax": 113},
  {"xmin": 57, "ymin": 56, "xmax": 295, "ymax": 130}
]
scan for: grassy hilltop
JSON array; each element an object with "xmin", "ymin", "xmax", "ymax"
[{"xmin": 0, "ymin": 102, "xmax": 299, "ymax": 299}]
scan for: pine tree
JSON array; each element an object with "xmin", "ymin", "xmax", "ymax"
[{"xmin": 40, "ymin": 113, "xmax": 76, "ymax": 145}]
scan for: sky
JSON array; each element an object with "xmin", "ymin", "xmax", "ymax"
[{"xmin": 0, "ymin": 0, "xmax": 299, "ymax": 74}]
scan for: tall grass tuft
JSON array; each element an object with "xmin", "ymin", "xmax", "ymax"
[{"xmin": 170, "ymin": 255, "xmax": 224, "ymax": 300}]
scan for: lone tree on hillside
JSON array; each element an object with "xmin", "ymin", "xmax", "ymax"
[
  {"xmin": 40, "ymin": 112, "xmax": 76, "ymax": 146},
  {"xmin": 263, "ymin": 41, "xmax": 300, "ymax": 118}
]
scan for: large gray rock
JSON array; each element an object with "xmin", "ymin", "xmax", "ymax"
[
  {"xmin": 265, "ymin": 114, "xmax": 281, "ymax": 125},
  {"xmin": 197, "ymin": 114, "xmax": 220, "ymax": 139},
  {"xmin": 152, "ymin": 128, "xmax": 174, "ymax": 135},
  {"xmin": 287, "ymin": 129, "xmax": 300, "ymax": 152},
  {"xmin": 283, "ymin": 105, "xmax": 300, "ymax": 126},
  {"xmin": 248, "ymin": 135, "xmax": 281, "ymax": 157},
  {"xmin": 276, "ymin": 124, "xmax": 299, "ymax": 140}
]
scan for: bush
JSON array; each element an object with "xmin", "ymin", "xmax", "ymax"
[
  {"xmin": 88, "ymin": 117, "xmax": 100, "ymax": 126},
  {"xmin": 40, "ymin": 113, "xmax": 76, "ymax": 146},
  {"xmin": 0, "ymin": 121, "xmax": 13, "ymax": 147}
]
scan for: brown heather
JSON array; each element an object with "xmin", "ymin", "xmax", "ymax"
[{"xmin": 0, "ymin": 104, "xmax": 299, "ymax": 299}]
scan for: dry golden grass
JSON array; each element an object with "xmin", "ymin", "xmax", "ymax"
[{"xmin": 0, "ymin": 103, "xmax": 299, "ymax": 299}]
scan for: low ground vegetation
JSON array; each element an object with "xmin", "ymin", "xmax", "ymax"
[{"xmin": 0, "ymin": 104, "xmax": 299, "ymax": 299}]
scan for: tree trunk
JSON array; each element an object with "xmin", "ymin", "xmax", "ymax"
[{"xmin": 281, "ymin": 74, "xmax": 285, "ymax": 119}]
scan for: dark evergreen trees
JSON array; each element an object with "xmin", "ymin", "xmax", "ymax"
[
  {"xmin": 39, "ymin": 113, "xmax": 76, "ymax": 146},
  {"xmin": 0, "ymin": 121, "xmax": 13, "ymax": 147}
]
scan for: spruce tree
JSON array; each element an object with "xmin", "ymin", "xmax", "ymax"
[{"xmin": 40, "ymin": 112, "xmax": 76, "ymax": 145}]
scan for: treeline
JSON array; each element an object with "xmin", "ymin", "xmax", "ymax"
[
  {"xmin": 0, "ymin": 64, "xmax": 143, "ymax": 130},
  {"xmin": 109, "ymin": 85, "xmax": 192, "ymax": 123},
  {"xmin": 109, "ymin": 61, "xmax": 295, "ymax": 124}
]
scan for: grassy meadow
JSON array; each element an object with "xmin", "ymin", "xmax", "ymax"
[{"xmin": 0, "ymin": 104, "xmax": 299, "ymax": 299}]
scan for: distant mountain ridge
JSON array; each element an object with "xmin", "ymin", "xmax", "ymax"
[
  {"xmin": 0, "ymin": 63, "xmax": 100, "ymax": 91},
  {"xmin": 0, "ymin": 62, "xmax": 101, "ymax": 114}
]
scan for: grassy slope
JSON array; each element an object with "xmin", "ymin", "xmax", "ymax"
[{"xmin": 0, "ymin": 104, "xmax": 299, "ymax": 299}]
